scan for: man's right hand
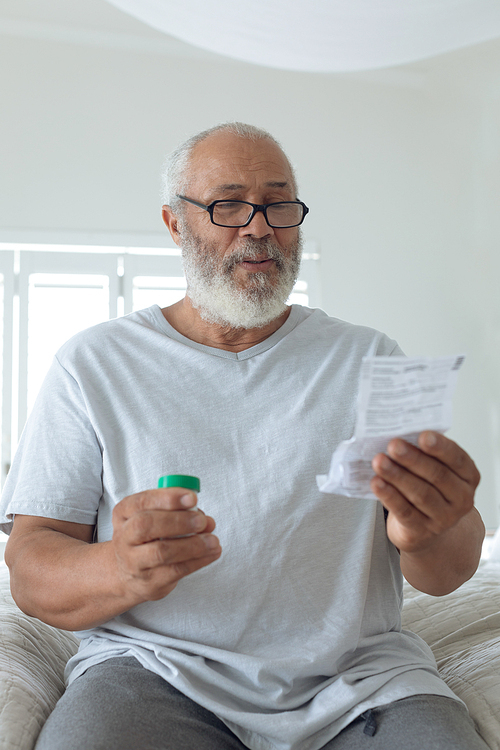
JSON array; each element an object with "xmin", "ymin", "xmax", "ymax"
[
  {"xmin": 112, "ymin": 487, "xmax": 221, "ymax": 604},
  {"xmin": 6, "ymin": 489, "xmax": 221, "ymax": 631}
]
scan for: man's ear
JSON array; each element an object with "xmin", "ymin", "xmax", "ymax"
[{"xmin": 162, "ymin": 205, "xmax": 182, "ymax": 246}]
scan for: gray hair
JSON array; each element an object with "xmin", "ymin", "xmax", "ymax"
[{"xmin": 160, "ymin": 122, "xmax": 298, "ymax": 212}]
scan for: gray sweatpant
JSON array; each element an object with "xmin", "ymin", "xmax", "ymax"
[{"xmin": 35, "ymin": 657, "xmax": 489, "ymax": 750}]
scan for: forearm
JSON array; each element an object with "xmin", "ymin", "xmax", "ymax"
[
  {"xmin": 400, "ymin": 507, "xmax": 485, "ymax": 596},
  {"xmin": 6, "ymin": 527, "xmax": 138, "ymax": 631}
]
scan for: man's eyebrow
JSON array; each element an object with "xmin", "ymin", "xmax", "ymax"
[
  {"xmin": 212, "ymin": 184, "xmax": 245, "ymax": 194},
  {"xmin": 210, "ymin": 181, "xmax": 291, "ymax": 195},
  {"xmin": 264, "ymin": 181, "xmax": 290, "ymax": 189}
]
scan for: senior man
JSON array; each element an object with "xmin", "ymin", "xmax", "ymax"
[{"xmin": 2, "ymin": 123, "xmax": 487, "ymax": 750}]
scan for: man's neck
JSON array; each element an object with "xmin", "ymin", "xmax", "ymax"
[{"xmin": 161, "ymin": 296, "xmax": 291, "ymax": 352}]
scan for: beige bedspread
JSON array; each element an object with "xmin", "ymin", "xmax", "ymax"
[{"xmin": 1, "ymin": 560, "xmax": 499, "ymax": 749}]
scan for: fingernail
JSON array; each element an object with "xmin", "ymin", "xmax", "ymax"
[
  {"xmin": 191, "ymin": 514, "xmax": 206, "ymax": 531},
  {"xmin": 203, "ymin": 535, "xmax": 220, "ymax": 550},
  {"xmin": 180, "ymin": 493, "xmax": 196, "ymax": 508},
  {"xmin": 379, "ymin": 455, "xmax": 392, "ymax": 471},
  {"xmin": 423, "ymin": 432, "xmax": 437, "ymax": 448},
  {"xmin": 391, "ymin": 440, "xmax": 407, "ymax": 457}
]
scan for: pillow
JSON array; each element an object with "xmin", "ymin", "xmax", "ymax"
[
  {"xmin": 0, "ymin": 562, "xmax": 79, "ymax": 750},
  {"xmin": 402, "ymin": 561, "xmax": 500, "ymax": 750}
]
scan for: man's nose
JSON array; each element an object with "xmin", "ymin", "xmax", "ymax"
[{"xmin": 238, "ymin": 208, "xmax": 274, "ymax": 239}]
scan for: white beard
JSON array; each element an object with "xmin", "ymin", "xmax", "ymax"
[{"xmin": 179, "ymin": 227, "xmax": 302, "ymax": 330}]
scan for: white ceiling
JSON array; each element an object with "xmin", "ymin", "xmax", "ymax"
[
  {"xmin": 2, "ymin": 0, "xmax": 500, "ymax": 96},
  {"xmin": 104, "ymin": 0, "xmax": 500, "ymax": 73},
  {"xmin": 1, "ymin": 0, "xmax": 161, "ymax": 35},
  {"xmin": 0, "ymin": 0, "xmax": 225, "ymax": 61}
]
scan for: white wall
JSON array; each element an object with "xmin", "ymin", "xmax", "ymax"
[{"xmin": 1, "ymin": 24, "xmax": 499, "ymax": 527}]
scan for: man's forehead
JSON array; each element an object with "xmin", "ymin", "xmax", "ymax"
[{"xmin": 188, "ymin": 133, "xmax": 294, "ymax": 192}]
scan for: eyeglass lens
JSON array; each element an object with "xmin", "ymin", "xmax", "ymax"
[{"xmin": 213, "ymin": 201, "xmax": 304, "ymax": 227}]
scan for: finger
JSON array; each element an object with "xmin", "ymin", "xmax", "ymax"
[
  {"xmin": 114, "ymin": 487, "xmax": 198, "ymax": 523},
  {"xmin": 371, "ymin": 452, "xmax": 471, "ymax": 530},
  {"xmin": 370, "ymin": 472, "xmax": 458, "ymax": 551},
  {"xmin": 370, "ymin": 475, "xmax": 432, "ymax": 545},
  {"xmin": 121, "ymin": 509, "xmax": 214, "ymax": 545},
  {"xmin": 384, "ymin": 436, "xmax": 477, "ymax": 512},
  {"xmin": 131, "ymin": 532, "xmax": 221, "ymax": 573},
  {"xmin": 416, "ymin": 432, "xmax": 481, "ymax": 487},
  {"xmin": 121, "ymin": 542, "xmax": 222, "ymax": 602},
  {"xmin": 370, "ymin": 471, "xmax": 480, "ymax": 555},
  {"xmin": 371, "ymin": 473, "xmax": 436, "ymax": 526},
  {"xmin": 194, "ymin": 513, "xmax": 216, "ymax": 534},
  {"xmin": 382, "ymin": 439, "xmax": 461, "ymax": 502}
]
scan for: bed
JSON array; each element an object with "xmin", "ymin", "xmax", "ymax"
[{"xmin": 1, "ymin": 559, "xmax": 499, "ymax": 750}]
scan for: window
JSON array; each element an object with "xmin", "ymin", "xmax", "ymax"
[{"xmin": 0, "ymin": 241, "xmax": 321, "ymax": 490}]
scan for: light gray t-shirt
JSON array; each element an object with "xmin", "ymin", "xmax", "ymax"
[{"xmin": 1, "ymin": 305, "xmax": 459, "ymax": 750}]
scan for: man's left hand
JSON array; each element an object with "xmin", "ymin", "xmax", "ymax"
[{"xmin": 371, "ymin": 431, "xmax": 481, "ymax": 556}]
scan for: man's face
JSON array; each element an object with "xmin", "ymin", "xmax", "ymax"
[{"xmin": 169, "ymin": 133, "xmax": 303, "ymax": 329}]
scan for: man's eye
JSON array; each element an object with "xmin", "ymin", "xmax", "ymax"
[{"xmin": 218, "ymin": 202, "xmax": 242, "ymax": 211}]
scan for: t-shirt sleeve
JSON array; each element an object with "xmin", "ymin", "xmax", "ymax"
[
  {"xmin": 0, "ymin": 355, "xmax": 103, "ymax": 534},
  {"xmin": 388, "ymin": 342, "xmax": 404, "ymax": 356},
  {"xmin": 375, "ymin": 332, "xmax": 404, "ymax": 357}
]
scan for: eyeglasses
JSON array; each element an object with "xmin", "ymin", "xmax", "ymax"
[{"xmin": 177, "ymin": 195, "xmax": 309, "ymax": 228}]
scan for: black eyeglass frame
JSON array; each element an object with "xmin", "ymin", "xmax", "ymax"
[{"xmin": 176, "ymin": 195, "xmax": 309, "ymax": 228}]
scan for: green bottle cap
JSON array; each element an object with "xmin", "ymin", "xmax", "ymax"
[{"xmin": 158, "ymin": 474, "xmax": 200, "ymax": 492}]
